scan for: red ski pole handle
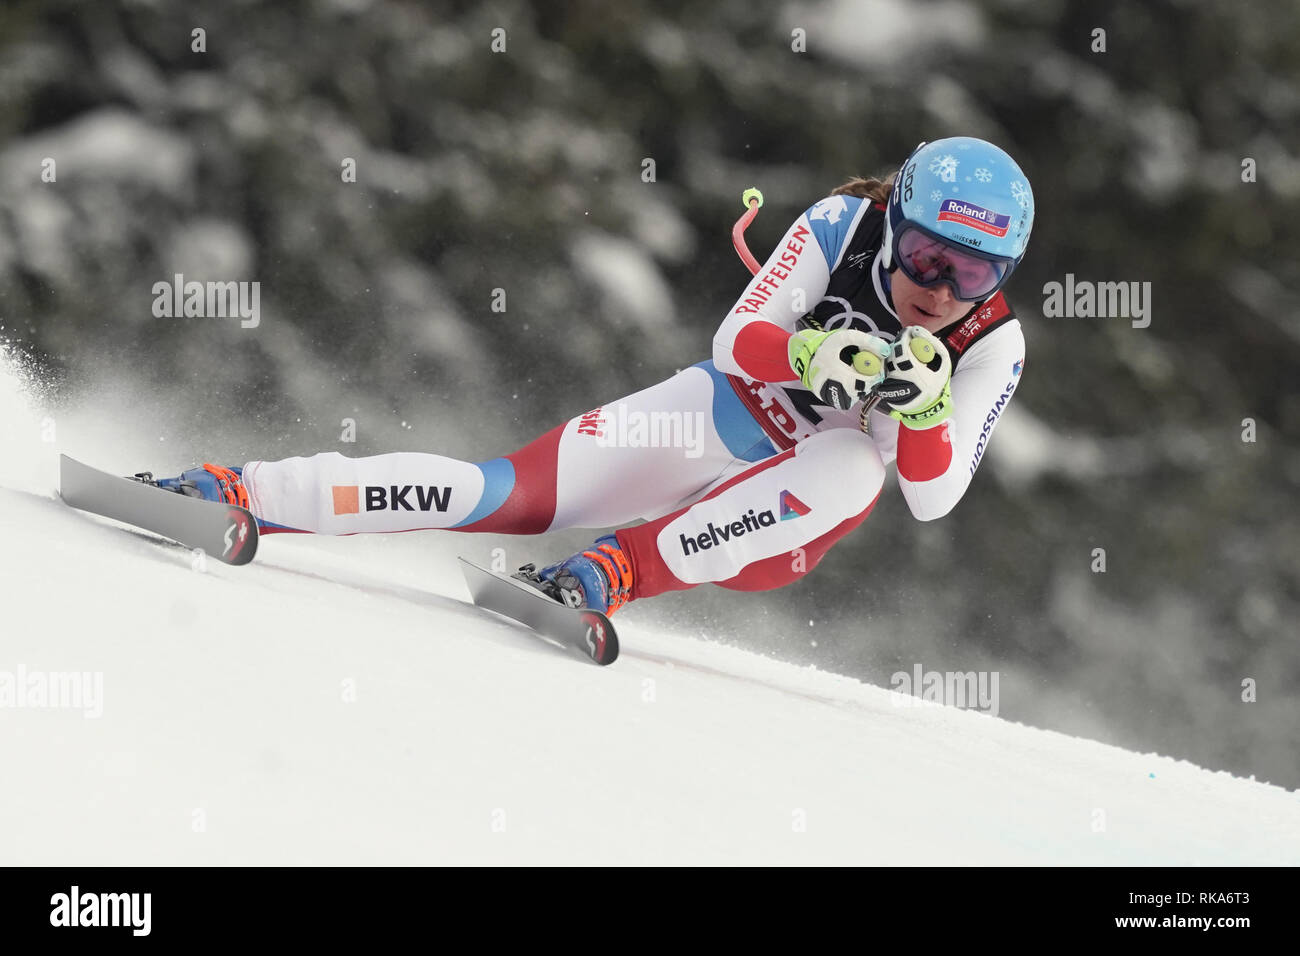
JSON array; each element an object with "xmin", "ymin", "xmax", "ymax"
[{"xmin": 731, "ymin": 187, "xmax": 765, "ymax": 276}]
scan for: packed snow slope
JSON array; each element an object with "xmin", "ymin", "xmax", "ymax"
[{"xmin": 1, "ymin": 362, "xmax": 1297, "ymax": 865}]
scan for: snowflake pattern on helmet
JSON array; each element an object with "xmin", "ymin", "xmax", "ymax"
[
  {"xmin": 887, "ymin": 136, "xmax": 1034, "ymax": 268},
  {"xmin": 929, "ymin": 154, "xmax": 958, "ymax": 183}
]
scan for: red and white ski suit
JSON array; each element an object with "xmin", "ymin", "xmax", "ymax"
[{"xmin": 242, "ymin": 195, "xmax": 1026, "ymax": 602}]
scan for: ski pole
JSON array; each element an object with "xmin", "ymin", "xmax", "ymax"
[
  {"xmin": 731, "ymin": 187, "xmax": 765, "ymax": 276},
  {"xmin": 730, "ymin": 186, "xmax": 880, "ymax": 435}
]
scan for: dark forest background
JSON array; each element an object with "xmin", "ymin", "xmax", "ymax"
[{"xmin": 1, "ymin": 0, "xmax": 1297, "ymax": 787}]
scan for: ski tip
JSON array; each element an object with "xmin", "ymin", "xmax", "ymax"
[
  {"xmin": 221, "ymin": 506, "xmax": 259, "ymax": 565},
  {"xmin": 578, "ymin": 610, "xmax": 619, "ymax": 665}
]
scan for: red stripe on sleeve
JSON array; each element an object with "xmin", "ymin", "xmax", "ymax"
[
  {"xmin": 731, "ymin": 322, "xmax": 796, "ymax": 383},
  {"xmin": 896, "ymin": 421, "xmax": 953, "ymax": 483}
]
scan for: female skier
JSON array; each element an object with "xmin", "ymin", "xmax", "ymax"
[{"xmin": 156, "ymin": 136, "xmax": 1034, "ymax": 617}]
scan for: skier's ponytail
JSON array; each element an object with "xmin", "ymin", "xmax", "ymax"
[{"xmin": 830, "ymin": 173, "xmax": 895, "ymax": 204}]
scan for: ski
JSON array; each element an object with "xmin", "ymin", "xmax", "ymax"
[
  {"xmin": 458, "ymin": 558, "xmax": 619, "ymax": 666},
  {"xmin": 59, "ymin": 454, "xmax": 259, "ymax": 566}
]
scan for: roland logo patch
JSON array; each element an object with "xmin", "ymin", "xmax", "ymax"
[{"xmin": 937, "ymin": 199, "xmax": 1010, "ymax": 237}]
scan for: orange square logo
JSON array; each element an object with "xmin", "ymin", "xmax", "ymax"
[{"xmin": 332, "ymin": 485, "xmax": 359, "ymax": 515}]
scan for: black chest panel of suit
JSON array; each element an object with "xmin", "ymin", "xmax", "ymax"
[{"xmin": 798, "ymin": 207, "xmax": 904, "ymax": 344}]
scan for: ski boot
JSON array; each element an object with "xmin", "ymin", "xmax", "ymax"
[
  {"xmin": 152, "ymin": 464, "xmax": 250, "ymax": 508},
  {"xmin": 515, "ymin": 534, "xmax": 633, "ymax": 615}
]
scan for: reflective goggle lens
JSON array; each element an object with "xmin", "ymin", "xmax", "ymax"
[{"xmin": 895, "ymin": 227, "xmax": 1011, "ymax": 301}]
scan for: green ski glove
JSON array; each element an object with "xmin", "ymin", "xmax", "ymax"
[{"xmin": 788, "ymin": 328, "xmax": 891, "ymax": 411}]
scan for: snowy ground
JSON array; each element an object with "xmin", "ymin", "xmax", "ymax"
[{"xmin": 2, "ymin": 359, "xmax": 1297, "ymax": 865}]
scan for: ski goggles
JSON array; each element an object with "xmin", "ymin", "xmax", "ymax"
[{"xmin": 893, "ymin": 224, "xmax": 1015, "ymax": 302}]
